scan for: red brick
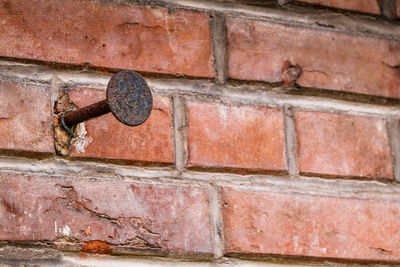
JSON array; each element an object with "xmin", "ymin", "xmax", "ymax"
[
  {"xmin": 0, "ymin": 0, "xmax": 213, "ymax": 78},
  {"xmin": 0, "ymin": 80, "xmax": 54, "ymax": 153},
  {"xmin": 295, "ymin": 111, "xmax": 393, "ymax": 179},
  {"xmin": 222, "ymin": 187, "xmax": 400, "ymax": 262},
  {"xmin": 68, "ymin": 87, "xmax": 174, "ymax": 164},
  {"xmin": 186, "ymin": 101, "xmax": 286, "ymax": 172},
  {"xmin": 227, "ymin": 17, "xmax": 400, "ymax": 98},
  {"xmin": 0, "ymin": 174, "xmax": 213, "ymax": 255},
  {"xmin": 296, "ymin": 0, "xmax": 380, "ymax": 14}
]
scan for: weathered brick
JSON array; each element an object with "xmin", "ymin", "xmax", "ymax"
[
  {"xmin": 186, "ymin": 101, "xmax": 286, "ymax": 172},
  {"xmin": 0, "ymin": 80, "xmax": 54, "ymax": 154},
  {"xmin": 68, "ymin": 87, "xmax": 174, "ymax": 164},
  {"xmin": 296, "ymin": 0, "xmax": 380, "ymax": 14},
  {"xmin": 0, "ymin": 174, "xmax": 213, "ymax": 255},
  {"xmin": 0, "ymin": 0, "xmax": 214, "ymax": 77},
  {"xmin": 222, "ymin": 187, "xmax": 400, "ymax": 262},
  {"xmin": 227, "ymin": 17, "xmax": 400, "ymax": 98},
  {"xmin": 295, "ymin": 110, "xmax": 393, "ymax": 179}
]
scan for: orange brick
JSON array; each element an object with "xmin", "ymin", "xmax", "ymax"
[
  {"xmin": 0, "ymin": 174, "xmax": 213, "ymax": 255},
  {"xmin": 222, "ymin": 187, "xmax": 400, "ymax": 262},
  {"xmin": 227, "ymin": 17, "xmax": 400, "ymax": 98},
  {"xmin": 186, "ymin": 101, "xmax": 286, "ymax": 172},
  {"xmin": 68, "ymin": 87, "xmax": 174, "ymax": 164},
  {"xmin": 0, "ymin": 0, "xmax": 214, "ymax": 77},
  {"xmin": 0, "ymin": 80, "xmax": 54, "ymax": 154},
  {"xmin": 295, "ymin": 110, "xmax": 393, "ymax": 179},
  {"xmin": 296, "ymin": 0, "xmax": 380, "ymax": 14}
]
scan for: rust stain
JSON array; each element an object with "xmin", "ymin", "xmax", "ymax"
[
  {"xmin": 81, "ymin": 240, "xmax": 112, "ymax": 254},
  {"xmin": 281, "ymin": 60, "xmax": 302, "ymax": 86}
]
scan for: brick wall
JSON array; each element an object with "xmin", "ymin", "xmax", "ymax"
[{"xmin": 0, "ymin": 0, "xmax": 399, "ymax": 266}]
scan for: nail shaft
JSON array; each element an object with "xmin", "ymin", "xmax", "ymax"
[{"xmin": 63, "ymin": 99, "xmax": 109, "ymax": 128}]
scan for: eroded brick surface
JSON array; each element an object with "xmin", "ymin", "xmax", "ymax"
[
  {"xmin": 68, "ymin": 87, "xmax": 174, "ymax": 164},
  {"xmin": 0, "ymin": 174, "xmax": 213, "ymax": 255},
  {"xmin": 296, "ymin": 0, "xmax": 380, "ymax": 14},
  {"xmin": 295, "ymin": 110, "xmax": 393, "ymax": 179},
  {"xmin": 0, "ymin": 80, "xmax": 54, "ymax": 153},
  {"xmin": 227, "ymin": 17, "xmax": 400, "ymax": 98},
  {"xmin": 186, "ymin": 101, "xmax": 286, "ymax": 172},
  {"xmin": 0, "ymin": 0, "xmax": 214, "ymax": 77},
  {"xmin": 222, "ymin": 187, "xmax": 400, "ymax": 261}
]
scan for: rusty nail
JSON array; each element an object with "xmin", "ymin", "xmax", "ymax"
[{"xmin": 62, "ymin": 71, "xmax": 153, "ymax": 128}]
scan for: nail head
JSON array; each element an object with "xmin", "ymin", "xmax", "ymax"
[{"xmin": 107, "ymin": 71, "xmax": 153, "ymax": 126}]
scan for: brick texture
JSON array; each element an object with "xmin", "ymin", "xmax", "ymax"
[
  {"xmin": 0, "ymin": 0, "xmax": 214, "ymax": 77},
  {"xmin": 0, "ymin": 80, "xmax": 54, "ymax": 154},
  {"xmin": 296, "ymin": 0, "xmax": 380, "ymax": 14},
  {"xmin": 295, "ymin": 111, "xmax": 393, "ymax": 179},
  {"xmin": 0, "ymin": 174, "xmax": 213, "ymax": 255},
  {"xmin": 68, "ymin": 87, "xmax": 174, "ymax": 164},
  {"xmin": 222, "ymin": 187, "xmax": 400, "ymax": 262},
  {"xmin": 227, "ymin": 17, "xmax": 400, "ymax": 98},
  {"xmin": 186, "ymin": 101, "xmax": 286, "ymax": 172}
]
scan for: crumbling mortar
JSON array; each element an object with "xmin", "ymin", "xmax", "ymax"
[
  {"xmin": 53, "ymin": 87, "xmax": 79, "ymax": 157},
  {"xmin": 0, "ymin": 73, "xmax": 51, "ymax": 86},
  {"xmin": 1, "ymin": 164, "xmax": 400, "ymax": 202},
  {"xmin": 0, "ymin": 150, "xmax": 399, "ymax": 196},
  {"xmin": 2, "ymin": 60, "xmax": 400, "ymax": 115}
]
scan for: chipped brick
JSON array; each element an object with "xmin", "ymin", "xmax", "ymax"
[{"xmin": 0, "ymin": 174, "xmax": 213, "ymax": 255}]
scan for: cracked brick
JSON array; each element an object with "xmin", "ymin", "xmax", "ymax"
[{"xmin": 0, "ymin": 174, "xmax": 213, "ymax": 256}]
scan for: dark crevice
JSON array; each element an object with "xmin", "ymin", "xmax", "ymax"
[{"xmin": 187, "ymin": 165, "xmax": 288, "ymax": 176}]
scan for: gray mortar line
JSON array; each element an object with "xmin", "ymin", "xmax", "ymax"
[
  {"xmin": 172, "ymin": 95, "xmax": 188, "ymax": 173},
  {"xmin": 283, "ymin": 105, "xmax": 298, "ymax": 176},
  {"xmin": 209, "ymin": 183, "xmax": 224, "ymax": 259},
  {"xmin": 159, "ymin": 0, "xmax": 400, "ymax": 40},
  {"xmin": 388, "ymin": 117, "xmax": 400, "ymax": 181},
  {"xmin": 1, "ymin": 156, "xmax": 400, "ymax": 200},
  {"xmin": 0, "ymin": 63, "xmax": 399, "ymax": 117},
  {"xmin": 378, "ymin": 0, "xmax": 397, "ymax": 19},
  {"xmin": 210, "ymin": 11, "xmax": 228, "ymax": 84}
]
